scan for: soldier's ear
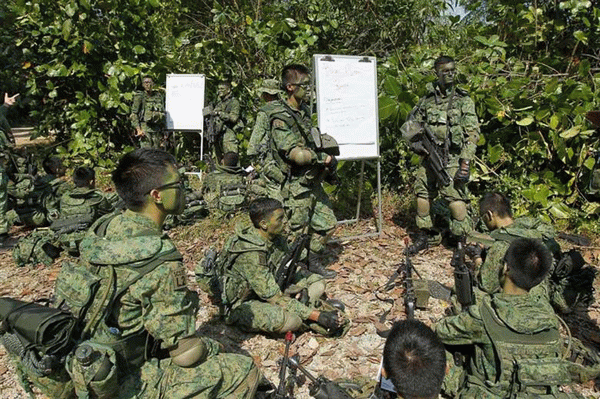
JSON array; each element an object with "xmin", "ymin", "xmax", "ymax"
[
  {"xmin": 258, "ymin": 217, "xmax": 269, "ymax": 231},
  {"xmin": 149, "ymin": 188, "xmax": 162, "ymax": 204}
]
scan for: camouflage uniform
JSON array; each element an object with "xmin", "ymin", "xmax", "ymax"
[
  {"xmin": 267, "ymin": 99, "xmax": 336, "ymax": 253},
  {"xmin": 435, "ymin": 291, "xmax": 582, "ymax": 398},
  {"xmin": 64, "ymin": 210, "xmax": 260, "ymax": 398},
  {"xmin": 221, "ymin": 223, "xmax": 324, "ymax": 333},
  {"xmin": 51, "ymin": 187, "xmax": 114, "ymax": 253},
  {"xmin": 211, "ymin": 95, "xmax": 241, "ymax": 161},
  {"xmin": 0, "ymin": 104, "xmax": 15, "ymax": 236},
  {"xmin": 130, "ymin": 90, "xmax": 165, "ymax": 148},
  {"xmin": 401, "ymin": 83, "xmax": 480, "ymax": 236},
  {"xmin": 202, "ymin": 165, "xmax": 247, "ymax": 213},
  {"xmin": 8, "ymin": 175, "xmax": 72, "ymax": 227}
]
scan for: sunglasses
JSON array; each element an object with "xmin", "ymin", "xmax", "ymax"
[{"xmin": 147, "ymin": 180, "xmax": 183, "ymax": 194}]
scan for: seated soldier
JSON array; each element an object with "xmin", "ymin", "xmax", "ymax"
[
  {"xmin": 375, "ymin": 319, "xmax": 446, "ymax": 399},
  {"xmin": 50, "ymin": 166, "xmax": 114, "ymax": 253},
  {"xmin": 8, "ymin": 155, "xmax": 72, "ymax": 227},
  {"xmin": 216, "ymin": 197, "xmax": 347, "ymax": 335},
  {"xmin": 202, "ymin": 151, "xmax": 247, "ymax": 213},
  {"xmin": 435, "ymin": 238, "xmax": 585, "ymax": 398},
  {"xmin": 46, "ymin": 148, "xmax": 261, "ymax": 398},
  {"xmin": 470, "ymin": 192, "xmax": 594, "ymax": 313}
]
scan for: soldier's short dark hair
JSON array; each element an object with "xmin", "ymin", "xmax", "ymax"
[
  {"xmin": 223, "ymin": 152, "xmax": 239, "ymax": 167},
  {"xmin": 479, "ymin": 192, "xmax": 513, "ymax": 219},
  {"xmin": 383, "ymin": 319, "xmax": 446, "ymax": 399},
  {"xmin": 42, "ymin": 156, "xmax": 66, "ymax": 177},
  {"xmin": 504, "ymin": 238, "xmax": 552, "ymax": 291},
  {"xmin": 249, "ymin": 198, "xmax": 283, "ymax": 228},
  {"xmin": 434, "ymin": 56, "xmax": 455, "ymax": 69},
  {"xmin": 73, "ymin": 167, "xmax": 95, "ymax": 188},
  {"xmin": 281, "ymin": 64, "xmax": 310, "ymax": 91},
  {"xmin": 112, "ymin": 148, "xmax": 177, "ymax": 210}
]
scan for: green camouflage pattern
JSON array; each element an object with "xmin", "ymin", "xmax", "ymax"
[
  {"xmin": 434, "ymin": 291, "xmax": 581, "ymax": 398},
  {"xmin": 211, "ymin": 95, "xmax": 241, "ymax": 160},
  {"xmin": 0, "ymin": 161, "xmax": 8, "ymax": 235},
  {"xmin": 267, "ymin": 99, "xmax": 336, "ymax": 243},
  {"xmin": 130, "ymin": 90, "xmax": 165, "ymax": 148},
  {"xmin": 220, "ymin": 223, "xmax": 326, "ymax": 333},
  {"xmin": 248, "ymin": 101, "xmax": 280, "ymax": 165},
  {"xmin": 62, "ymin": 210, "xmax": 259, "ymax": 398},
  {"xmin": 12, "ymin": 229, "xmax": 60, "ymax": 266},
  {"xmin": 401, "ymin": 83, "xmax": 480, "ymax": 235},
  {"xmin": 202, "ymin": 165, "xmax": 247, "ymax": 213}
]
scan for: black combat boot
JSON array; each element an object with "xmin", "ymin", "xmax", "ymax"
[
  {"xmin": 308, "ymin": 253, "xmax": 337, "ymax": 279},
  {"xmin": 407, "ymin": 230, "xmax": 441, "ymax": 255}
]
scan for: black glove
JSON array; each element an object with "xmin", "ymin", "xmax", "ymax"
[
  {"xmin": 454, "ymin": 158, "xmax": 470, "ymax": 183},
  {"xmin": 410, "ymin": 141, "xmax": 429, "ymax": 156},
  {"xmin": 317, "ymin": 310, "xmax": 340, "ymax": 331}
]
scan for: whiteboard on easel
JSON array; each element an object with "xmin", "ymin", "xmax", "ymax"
[
  {"xmin": 165, "ymin": 74, "xmax": 205, "ymax": 131},
  {"xmin": 314, "ymin": 55, "xmax": 379, "ymax": 160}
]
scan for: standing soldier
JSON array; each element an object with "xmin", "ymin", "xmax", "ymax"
[
  {"xmin": 264, "ymin": 64, "xmax": 338, "ymax": 279},
  {"xmin": 401, "ymin": 56, "xmax": 480, "ymax": 253},
  {"xmin": 247, "ymin": 78, "xmax": 283, "ymax": 167},
  {"xmin": 130, "ymin": 75, "xmax": 165, "ymax": 148},
  {"xmin": 0, "ymin": 92, "xmax": 19, "ymax": 245},
  {"xmin": 203, "ymin": 81, "xmax": 241, "ymax": 165}
]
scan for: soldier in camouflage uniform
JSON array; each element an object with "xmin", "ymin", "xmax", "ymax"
[
  {"xmin": 130, "ymin": 76, "xmax": 165, "ymax": 148},
  {"xmin": 262, "ymin": 64, "xmax": 337, "ymax": 279},
  {"xmin": 8, "ymin": 156, "xmax": 72, "ymax": 227},
  {"xmin": 201, "ymin": 152, "xmax": 247, "ymax": 213},
  {"xmin": 401, "ymin": 56, "xmax": 480, "ymax": 253},
  {"xmin": 435, "ymin": 238, "xmax": 585, "ymax": 398},
  {"xmin": 0, "ymin": 92, "xmax": 19, "ymax": 244},
  {"xmin": 470, "ymin": 192, "xmax": 595, "ymax": 314},
  {"xmin": 204, "ymin": 82, "xmax": 241, "ymax": 164},
  {"xmin": 247, "ymin": 79, "xmax": 283, "ymax": 167},
  {"xmin": 54, "ymin": 149, "xmax": 261, "ymax": 398},
  {"xmin": 218, "ymin": 198, "xmax": 346, "ymax": 335}
]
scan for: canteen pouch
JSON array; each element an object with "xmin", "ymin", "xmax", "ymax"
[{"xmin": 67, "ymin": 341, "xmax": 118, "ymax": 399}]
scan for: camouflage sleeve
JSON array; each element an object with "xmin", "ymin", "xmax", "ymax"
[
  {"xmin": 271, "ymin": 118, "xmax": 319, "ymax": 163},
  {"xmin": 458, "ymin": 96, "xmax": 480, "ymax": 160},
  {"xmin": 477, "ymin": 241, "xmax": 509, "ymax": 294},
  {"xmin": 128, "ymin": 260, "xmax": 199, "ymax": 349},
  {"xmin": 248, "ymin": 111, "xmax": 268, "ymax": 157},
  {"xmin": 130, "ymin": 93, "xmax": 142, "ymax": 128},
  {"xmin": 0, "ymin": 104, "xmax": 13, "ymax": 140},
  {"xmin": 234, "ymin": 251, "xmax": 313, "ymax": 320},
  {"xmin": 223, "ymin": 98, "xmax": 241, "ymax": 124},
  {"xmin": 433, "ymin": 302, "xmax": 486, "ymax": 345}
]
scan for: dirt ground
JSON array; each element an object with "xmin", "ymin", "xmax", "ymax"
[{"xmin": 1, "ymin": 135, "xmax": 600, "ymax": 397}]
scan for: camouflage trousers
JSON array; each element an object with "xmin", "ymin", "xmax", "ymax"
[
  {"xmin": 135, "ymin": 353, "xmax": 261, "ymax": 399},
  {"xmin": 212, "ymin": 128, "xmax": 239, "ymax": 163},
  {"xmin": 226, "ymin": 272, "xmax": 323, "ymax": 334},
  {"xmin": 139, "ymin": 125, "xmax": 164, "ymax": 149},
  {"xmin": 0, "ymin": 162, "xmax": 8, "ymax": 235},
  {"xmin": 283, "ymin": 181, "xmax": 336, "ymax": 254}
]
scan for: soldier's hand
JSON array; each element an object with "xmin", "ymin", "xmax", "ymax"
[
  {"xmin": 454, "ymin": 158, "xmax": 470, "ymax": 183},
  {"xmin": 317, "ymin": 310, "xmax": 342, "ymax": 331},
  {"xmin": 465, "ymin": 243, "xmax": 483, "ymax": 260},
  {"xmin": 410, "ymin": 142, "xmax": 429, "ymax": 156},
  {"xmin": 4, "ymin": 93, "xmax": 19, "ymax": 107}
]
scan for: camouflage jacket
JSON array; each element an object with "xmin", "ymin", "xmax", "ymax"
[
  {"xmin": 58, "ymin": 187, "xmax": 113, "ymax": 221},
  {"xmin": 402, "ymin": 82, "xmax": 480, "ymax": 161},
  {"xmin": 435, "ymin": 291, "xmax": 572, "ymax": 398},
  {"xmin": 77, "ymin": 210, "xmax": 200, "ymax": 351},
  {"xmin": 213, "ymin": 95, "xmax": 241, "ymax": 132},
  {"xmin": 265, "ymin": 99, "xmax": 329, "ymax": 193},
  {"xmin": 221, "ymin": 223, "xmax": 314, "ymax": 319},
  {"xmin": 478, "ymin": 217, "xmax": 560, "ymax": 295},
  {"xmin": 247, "ymin": 101, "xmax": 279, "ymax": 163},
  {"xmin": 130, "ymin": 90, "xmax": 165, "ymax": 130}
]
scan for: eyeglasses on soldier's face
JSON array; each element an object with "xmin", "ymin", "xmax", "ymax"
[
  {"xmin": 147, "ymin": 180, "xmax": 184, "ymax": 194},
  {"xmin": 290, "ymin": 83, "xmax": 310, "ymax": 89}
]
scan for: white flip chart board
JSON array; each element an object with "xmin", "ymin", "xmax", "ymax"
[
  {"xmin": 165, "ymin": 74, "xmax": 205, "ymax": 131},
  {"xmin": 314, "ymin": 55, "xmax": 379, "ymax": 160}
]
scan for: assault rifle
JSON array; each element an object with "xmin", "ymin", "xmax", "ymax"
[
  {"xmin": 276, "ymin": 332, "xmax": 356, "ymax": 399},
  {"xmin": 203, "ymin": 105, "xmax": 219, "ymax": 147},
  {"xmin": 421, "ymin": 126, "xmax": 452, "ymax": 187},
  {"xmin": 403, "ymin": 237, "xmax": 416, "ymax": 320},
  {"xmin": 452, "ymin": 236, "xmax": 474, "ymax": 310},
  {"xmin": 275, "ymin": 233, "xmax": 311, "ymax": 291}
]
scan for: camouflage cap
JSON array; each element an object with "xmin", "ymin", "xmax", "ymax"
[{"xmin": 258, "ymin": 79, "xmax": 282, "ymax": 95}]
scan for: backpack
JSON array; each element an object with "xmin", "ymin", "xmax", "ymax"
[
  {"xmin": 218, "ymin": 181, "xmax": 247, "ymax": 213},
  {"xmin": 12, "ymin": 230, "xmax": 61, "ymax": 267}
]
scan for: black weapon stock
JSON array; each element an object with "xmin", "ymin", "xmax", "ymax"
[
  {"xmin": 403, "ymin": 237, "xmax": 416, "ymax": 320},
  {"xmin": 452, "ymin": 236, "xmax": 474, "ymax": 310},
  {"xmin": 275, "ymin": 233, "xmax": 311, "ymax": 291},
  {"xmin": 421, "ymin": 126, "xmax": 452, "ymax": 187}
]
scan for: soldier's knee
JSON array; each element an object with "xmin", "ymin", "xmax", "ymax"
[
  {"xmin": 274, "ymin": 312, "xmax": 303, "ymax": 334},
  {"xmin": 448, "ymin": 200, "xmax": 467, "ymax": 221},
  {"xmin": 308, "ymin": 281, "xmax": 326, "ymax": 302}
]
